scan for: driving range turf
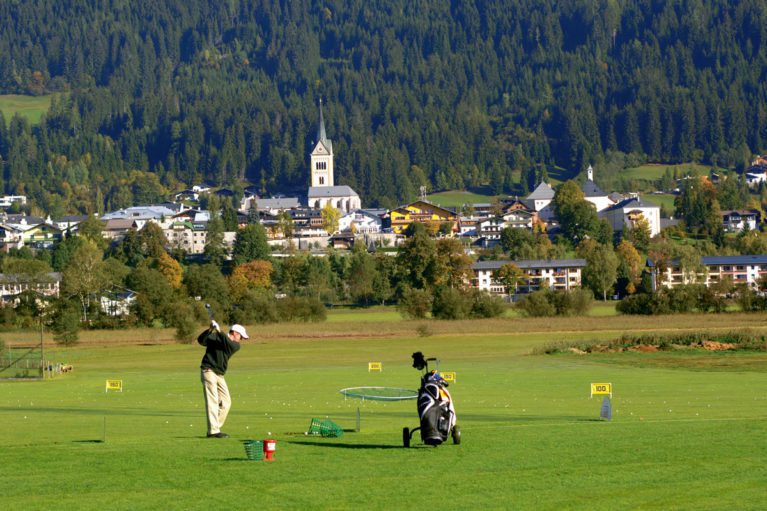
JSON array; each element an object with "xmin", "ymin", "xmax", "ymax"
[{"xmin": 1, "ymin": 312, "xmax": 766, "ymax": 510}]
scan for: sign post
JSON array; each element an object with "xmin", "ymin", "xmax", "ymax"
[
  {"xmin": 105, "ymin": 379, "xmax": 123, "ymax": 393},
  {"xmin": 590, "ymin": 383, "xmax": 612, "ymax": 420}
]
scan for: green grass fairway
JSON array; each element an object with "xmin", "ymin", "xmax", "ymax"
[
  {"xmin": 0, "ymin": 94, "xmax": 52, "ymax": 124},
  {"xmin": 2, "ymin": 314, "xmax": 766, "ymax": 510}
]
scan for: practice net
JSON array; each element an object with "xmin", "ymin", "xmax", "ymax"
[{"xmin": 339, "ymin": 386, "xmax": 418, "ymax": 401}]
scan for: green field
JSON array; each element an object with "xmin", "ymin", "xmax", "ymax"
[
  {"xmin": 622, "ymin": 163, "xmax": 714, "ymax": 181},
  {"xmin": 0, "ymin": 94, "xmax": 52, "ymax": 124},
  {"xmin": 427, "ymin": 189, "xmax": 499, "ymax": 208},
  {"xmin": 2, "ymin": 312, "xmax": 766, "ymax": 510}
]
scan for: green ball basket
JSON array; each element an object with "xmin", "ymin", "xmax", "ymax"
[{"xmin": 243, "ymin": 440, "xmax": 264, "ymax": 461}]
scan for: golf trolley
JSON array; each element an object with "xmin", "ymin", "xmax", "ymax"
[{"xmin": 403, "ymin": 352, "xmax": 461, "ymax": 448}]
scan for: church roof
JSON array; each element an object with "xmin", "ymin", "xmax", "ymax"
[
  {"xmin": 526, "ymin": 181, "xmax": 555, "ymax": 200},
  {"xmin": 308, "ymin": 185, "xmax": 359, "ymax": 198},
  {"xmin": 581, "ymin": 180, "xmax": 606, "ymax": 197}
]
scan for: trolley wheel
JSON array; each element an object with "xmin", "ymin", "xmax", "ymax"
[
  {"xmin": 403, "ymin": 427, "xmax": 410, "ymax": 448},
  {"xmin": 451, "ymin": 425, "xmax": 461, "ymax": 445}
]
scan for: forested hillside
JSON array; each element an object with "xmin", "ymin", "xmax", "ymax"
[{"xmin": 1, "ymin": 0, "xmax": 767, "ymax": 215}]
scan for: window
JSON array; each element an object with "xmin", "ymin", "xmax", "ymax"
[
  {"xmin": 316, "ymin": 161, "xmax": 327, "ymax": 170},
  {"xmin": 319, "ymin": 176, "xmax": 325, "ymax": 185}
]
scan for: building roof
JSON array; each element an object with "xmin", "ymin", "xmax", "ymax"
[
  {"xmin": 581, "ymin": 180, "xmax": 606, "ymax": 197},
  {"xmin": 257, "ymin": 197, "xmax": 301, "ymax": 210},
  {"xmin": 103, "ymin": 219, "xmax": 137, "ymax": 230},
  {"xmin": 604, "ymin": 197, "xmax": 658, "ymax": 212},
  {"xmin": 0, "ymin": 271, "xmax": 62, "ymax": 283},
  {"xmin": 473, "ymin": 259, "xmax": 587, "ymax": 271},
  {"xmin": 722, "ymin": 209, "xmax": 760, "ymax": 217},
  {"xmin": 101, "ymin": 205, "xmax": 177, "ymax": 220},
  {"xmin": 648, "ymin": 254, "xmax": 767, "ymax": 267},
  {"xmin": 526, "ymin": 182, "xmax": 555, "ymax": 200},
  {"xmin": 308, "ymin": 186, "xmax": 359, "ymax": 198}
]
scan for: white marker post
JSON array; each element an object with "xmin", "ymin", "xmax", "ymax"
[{"xmin": 590, "ymin": 383, "xmax": 612, "ymax": 421}]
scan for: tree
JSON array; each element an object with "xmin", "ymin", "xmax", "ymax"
[
  {"xmin": 62, "ymin": 240, "xmax": 109, "ymax": 322},
  {"xmin": 674, "ymin": 177, "xmax": 722, "ymax": 237},
  {"xmin": 552, "ymin": 180, "xmax": 599, "ymax": 245},
  {"xmin": 321, "ymin": 203, "xmax": 341, "ymax": 234},
  {"xmin": 154, "ymin": 252, "xmax": 184, "ymax": 290},
  {"xmin": 49, "ymin": 298, "xmax": 81, "ymax": 345},
  {"xmin": 395, "ymin": 222, "xmax": 438, "ymax": 290},
  {"xmin": 204, "ymin": 215, "xmax": 226, "ymax": 266},
  {"xmin": 615, "ymin": 240, "xmax": 643, "ymax": 295},
  {"xmin": 372, "ymin": 253, "xmax": 395, "ymax": 305},
  {"xmin": 347, "ymin": 244, "xmax": 376, "ymax": 305},
  {"xmin": 232, "ymin": 224, "xmax": 271, "ymax": 265},
  {"xmin": 77, "ymin": 214, "xmax": 108, "ymax": 250},
  {"xmin": 623, "ymin": 215, "xmax": 651, "ymax": 252},
  {"xmin": 278, "ymin": 211, "xmax": 295, "ymax": 239},
  {"xmin": 495, "ymin": 263, "xmax": 527, "ymax": 296},
  {"xmin": 228, "ymin": 260, "xmax": 273, "ymax": 301},
  {"xmin": 434, "ymin": 238, "xmax": 473, "ymax": 289},
  {"xmin": 580, "ymin": 242, "xmax": 618, "ymax": 301},
  {"xmin": 127, "ymin": 266, "xmax": 175, "ymax": 325},
  {"xmin": 674, "ymin": 244, "xmax": 705, "ymax": 284}
]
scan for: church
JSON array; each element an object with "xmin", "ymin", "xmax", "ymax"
[{"xmin": 306, "ymin": 100, "xmax": 361, "ymax": 213}]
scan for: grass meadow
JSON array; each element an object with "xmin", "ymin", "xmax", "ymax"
[
  {"xmin": 0, "ymin": 94, "xmax": 52, "ymax": 124},
  {"xmin": 2, "ymin": 310, "xmax": 766, "ymax": 510},
  {"xmin": 622, "ymin": 163, "xmax": 713, "ymax": 181}
]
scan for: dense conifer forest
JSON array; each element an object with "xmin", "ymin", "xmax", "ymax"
[{"xmin": 1, "ymin": 0, "xmax": 766, "ymax": 215}]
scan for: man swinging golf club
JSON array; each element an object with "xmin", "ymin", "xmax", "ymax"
[{"xmin": 198, "ymin": 305, "xmax": 249, "ymax": 438}]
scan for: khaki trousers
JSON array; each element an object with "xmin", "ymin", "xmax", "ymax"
[{"xmin": 201, "ymin": 369, "xmax": 232, "ymax": 435}]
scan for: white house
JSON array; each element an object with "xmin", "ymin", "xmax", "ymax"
[
  {"xmin": 524, "ymin": 182, "xmax": 556, "ymax": 221},
  {"xmin": 0, "ymin": 195, "xmax": 27, "ymax": 208},
  {"xmin": 338, "ymin": 209, "xmax": 383, "ymax": 234},
  {"xmin": 722, "ymin": 210, "xmax": 760, "ymax": 232},
  {"xmin": 601, "ymin": 196, "xmax": 661, "ymax": 237}
]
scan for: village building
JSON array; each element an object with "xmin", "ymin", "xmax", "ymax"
[
  {"xmin": 471, "ymin": 259, "xmax": 586, "ymax": 296},
  {"xmin": 386, "ymin": 200, "xmax": 458, "ymax": 235},
  {"xmin": 602, "ymin": 196, "xmax": 662, "ymax": 237}
]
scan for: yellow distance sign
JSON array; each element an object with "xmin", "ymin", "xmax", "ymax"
[
  {"xmin": 105, "ymin": 379, "xmax": 123, "ymax": 393},
  {"xmin": 442, "ymin": 371, "xmax": 456, "ymax": 383},
  {"xmin": 368, "ymin": 362, "xmax": 382, "ymax": 372},
  {"xmin": 590, "ymin": 383, "xmax": 612, "ymax": 398}
]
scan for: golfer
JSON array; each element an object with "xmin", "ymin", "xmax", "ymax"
[{"xmin": 198, "ymin": 321, "xmax": 248, "ymax": 438}]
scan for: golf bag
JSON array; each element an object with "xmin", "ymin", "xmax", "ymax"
[
  {"xmin": 404, "ymin": 351, "xmax": 460, "ymax": 447},
  {"xmin": 417, "ymin": 370, "xmax": 456, "ymax": 445}
]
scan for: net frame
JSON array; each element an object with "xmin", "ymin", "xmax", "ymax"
[{"xmin": 339, "ymin": 386, "xmax": 418, "ymax": 401}]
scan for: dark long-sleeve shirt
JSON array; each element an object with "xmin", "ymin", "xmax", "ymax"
[{"xmin": 198, "ymin": 329, "xmax": 241, "ymax": 375}]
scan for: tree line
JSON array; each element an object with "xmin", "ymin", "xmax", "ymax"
[{"xmin": 1, "ymin": 0, "xmax": 767, "ymax": 215}]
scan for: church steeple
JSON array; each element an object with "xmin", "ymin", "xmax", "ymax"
[
  {"xmin": 318, "ymin": 98, "xmax": 328, "ymax": 146},
  {"xmin": 310, "ymin": 98, "xmax": 334, "ymax": 187}
]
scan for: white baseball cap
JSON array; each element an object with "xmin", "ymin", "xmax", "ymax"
[{"xmin": 230, "ymin": 324, "xmax": 249, "ymax": 339}]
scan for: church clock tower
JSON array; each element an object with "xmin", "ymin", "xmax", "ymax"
[{"xmin": 310, "ymin": 99, "xmax": 334, "ymax": 187}]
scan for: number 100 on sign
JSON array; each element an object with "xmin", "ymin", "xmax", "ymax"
[{"xmin": 590, "ymin": 383, "xmax": 612, "ymax": 398}]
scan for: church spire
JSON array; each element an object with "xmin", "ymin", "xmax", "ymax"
[{"xmin": 318, "ymin": 98, "xmax": 328, "ymax": 146}]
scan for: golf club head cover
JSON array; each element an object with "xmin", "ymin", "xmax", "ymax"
[{"xmin": 412, "ymin": 351, "xmax": 426, "ymax": 370}]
